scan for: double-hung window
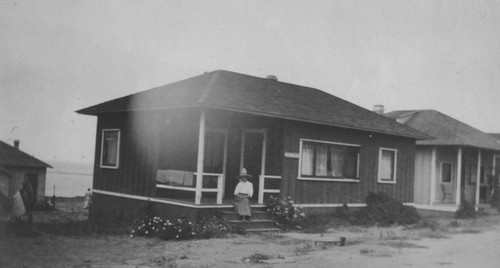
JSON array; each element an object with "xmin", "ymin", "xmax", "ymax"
[
  {"xmin": 101, "ymin": 129, "xmax": 120, "ymax": 168},
  {"xmin": 378, "ymin": 148, "xmax": 397, "ymax": 183},
  {"xmin": 300, "ymin": 139, "xmax": 360, "ymax": 180}
]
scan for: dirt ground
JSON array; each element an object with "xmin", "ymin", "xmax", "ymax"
[{"xmin": 1, "ymin": 202, "xmax": 500, "ymax": 268}]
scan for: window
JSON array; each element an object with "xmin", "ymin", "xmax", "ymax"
[
  {"xmin": 441, "ymin": 162, "xmax": 452, "ymax": 183},
  {"xmin": 101, "ymin": 129, "xmax": 120, "ymax": 168},
  {"xmin": 299, "ymin": 140, "xmax": 360, "ymax": 180},
  {"xmin": 378, "ymin": 148, "xmax": 397, "ymax": 183}
]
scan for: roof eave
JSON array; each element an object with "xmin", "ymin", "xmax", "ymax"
[
  {"xmin": 199, "ymin": 104, "xmax": 430, "ymax": 140},
  {"xmin": 76, "ymin": 103, "xmax": 429, "ymax": 140}
]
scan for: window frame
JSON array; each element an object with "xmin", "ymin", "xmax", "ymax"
[
  {"xmin": 440, "ymin": 162, "xmax": 453, "ymax": 184},
  {"xmin": 100, "ymin": 129, "xmax": 121, "ymax": 169},
  {"xmin": 298, "ymin": 138, "xmax": 361, "ymax": 182},
  {"xmin": 377, "ymin": 147, "xmax": 397, "ymax": 184}
]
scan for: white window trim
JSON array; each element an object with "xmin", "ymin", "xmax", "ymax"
[
  {"xmin": 377, "ymin": 147, "xmax": 397, "ymax": 184},
  {"xmin": 298, "ymin": 138, "xmax": 361, "ymax": 182},
  {"xmin": 440, "ymin": 162, "xmax": 453, "ymax": 184},
  {"xmin": 100, "ymin": 129, "xmax": 120, "ymax": 169}
]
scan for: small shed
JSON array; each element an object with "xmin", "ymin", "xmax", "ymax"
[{"xmin": 0, "ymin": 140, "xmax": 52, "ymax": 206}]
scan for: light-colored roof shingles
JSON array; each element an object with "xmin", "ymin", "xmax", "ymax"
[{"xmin": 385, "ymin": 110, "xmax": 500, "ymax": 151}]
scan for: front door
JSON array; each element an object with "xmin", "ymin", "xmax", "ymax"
[{"xmin": 240, "ymin": 129, "xmax": 266, "ymax": 202}]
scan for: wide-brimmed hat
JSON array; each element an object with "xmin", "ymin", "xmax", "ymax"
[{"xmin": 238, "ymin": 168, "xmax": 252, "ymax": 179}]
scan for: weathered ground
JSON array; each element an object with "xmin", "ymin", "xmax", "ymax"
[{"xmin": 1, "ymin": 201, "xmax": 499, "ymax": 268}]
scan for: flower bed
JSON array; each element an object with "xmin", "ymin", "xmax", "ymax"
[{"xmin": 130, "ymin": 216, "xmax": 230, "ymax": 240}]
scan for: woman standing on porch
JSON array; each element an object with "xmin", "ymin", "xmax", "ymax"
[{"xmin": 234, "ymin": 168, "xmax": 253, "ymax": 221}]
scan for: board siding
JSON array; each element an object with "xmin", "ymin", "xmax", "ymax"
[
  {"xmin": 92, "ymin": 108, "xmax": 417, "ymax": 210},
  {"xmin": 281, "ymin": 121, "xmax": 416, "ymax": 204}
]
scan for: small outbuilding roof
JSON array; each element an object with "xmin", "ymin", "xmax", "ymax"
[
  {"xmin": 0, "ymin": 140, "xmax": 52, "ymax": 168},
  {"xmin": 385, "ymin": 110, "xmax": 500, "ymax": 151},
  {"xmin": 77, "ymin": 70, "xmax": 429, "ymax": 139}
]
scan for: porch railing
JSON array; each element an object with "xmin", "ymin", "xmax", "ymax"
[
  {"xmin": 156, "ymin": 172, "xmax": 224, "ymax": 205},
  {"xmin": 258, "ymin": 175, "xmax": 281, "ymax": 204}
]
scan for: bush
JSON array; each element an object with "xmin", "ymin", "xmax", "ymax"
[
  {"xmin": 455, "ymin": 199, "xmax": 476, "ymax": 219},
  {"xmin": 335, "ymin": 192, "xmax": 420, "ymax": 226},
  {"xmin": 130, "ymin": 215, "xmax": 230, "ymax": 240},
  {"xmin": 195, "ymin": 216, "xmax": 230, "ymax": 239},
  {"xmin": 265, "ymin": 196, "xmax": 306, "ymax": 230}
]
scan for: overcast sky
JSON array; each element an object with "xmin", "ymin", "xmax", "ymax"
[{"xmin": 1, "ymin": 0, "xmax": 500, "ymax": 164}]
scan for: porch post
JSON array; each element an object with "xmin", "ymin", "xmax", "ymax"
[
  {"xmin": 475, "ymin": 150, "xmax": 482, "ymax": 210},
  {"xmin": 456, "ymin": 147, "xmax": 462, "ymax": 206},
  {"xmin": 430, "ymin": 147, "xmax": 437, "ymax": 205},
  {"xmin": 195, "ymin": 110, "xmax": 206, "ymax": 205}
]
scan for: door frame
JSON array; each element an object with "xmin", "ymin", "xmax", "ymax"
[{"xmin": 240, "ymin": 129, "xmax": 267, "ymax": 198}]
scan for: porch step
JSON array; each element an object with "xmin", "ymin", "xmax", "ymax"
[
  {"xmin": 221, "ymin": 210, "xmax": 269, "ymax": 221},
  {"xmin": 227, "ymin": 219, "xmax": 277, "ymax": 230},
  {"xmin": 221, "ymin": 207, "xmax": 279, "ymax": 231}
]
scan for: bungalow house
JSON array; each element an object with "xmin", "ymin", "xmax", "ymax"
[
  {"xmin": 489, "ymin": 133, "xmax": 500, "ymax": 189},
  {"xmin": 77, "ymin": 70, "xmax": 428, "ymax": 221},
  {"xmin": 0, "ymin": 140, "xmax": 52, "ymax": 208},
  {"xmin": 385, "ymin": 110, "xmax": 500, "ymax": 213}
]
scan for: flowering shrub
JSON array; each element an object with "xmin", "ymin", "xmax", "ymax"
[
  {"xmin": 196, "ymin": 216, "xmax": 230, "ymax": 239},
  {"xmin": 265, "ymin": 196, "xmax": 306, "ymax": 230},
  {"xmin": 130, "ymin": 216, "xmax": 229, "ymax": 240}
]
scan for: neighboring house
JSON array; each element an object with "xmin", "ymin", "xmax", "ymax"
[
  {"xmin": 385, "ymin": 110, "xmax": 500, "ymax": 213},
  {"xmin": 489, "ymin": 133, "xmax": 500, "ymax": 142},
  {"xmin": 489, "ymin": 134, "xmax": 500, "ymax": 185},
  {"xmin": 77, "ymin": 70, "xmax": 428, "ymax": 221},
  {"xmin": 0, "ymin": 140, "xmax": 52, "ymax": 205}
]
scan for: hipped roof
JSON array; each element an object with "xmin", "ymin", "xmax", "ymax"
[
  {"xmin": 0, "ymin": 140, "xmax": 52, "ymax": 168},
  {"xmin": 77, "ymin": 70, "xmax": 428, "ymax": 139},
  {"xmin": 385, "ymin": 110, "xmax": 500, "ymax": 151}
]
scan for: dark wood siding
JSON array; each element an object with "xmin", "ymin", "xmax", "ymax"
[
  {"xmin": 281, "ymin": 121, "xmax": 416, "ymax": 204},
  {"xmin": 94, "ymin": 111, "xmax": 163, "ymax": 197},
  {"xmin": 92, "ymin": 107, "xmax": 415, "ymax": 205}
]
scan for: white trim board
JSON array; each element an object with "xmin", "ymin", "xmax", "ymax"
[
  {"xmin": 412, "ymin": 203, "xmax": 458, "ymax": 212},
  {"xmin": 91, "ymin": 189, "xmax": 267, "ymax": 209}
]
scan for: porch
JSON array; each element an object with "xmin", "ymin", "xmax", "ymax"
[
  {"xmin": 429, "ymin": 147, "xmax": 495, "ymax": 209},
  {"xmin": 154, "ymin": 109, "xmax": 283, "ymax": 206}
]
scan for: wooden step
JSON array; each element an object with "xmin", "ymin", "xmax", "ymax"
[{"xmin": 221, "ymin": 210, "xmax": 269, "ymax": 221}]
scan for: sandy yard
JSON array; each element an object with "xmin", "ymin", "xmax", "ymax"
[{"xmin": 1, "ymin": 205, "xmax": 500, "ymax": 268}]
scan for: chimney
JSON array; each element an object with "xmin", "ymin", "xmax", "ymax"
[
  {"xmin": 373, "ymin": 105, "xmax": 385, "ymax": 115},
  {"xmin": 266, "ymin": 75, "xmax": 278, "ymax": 81},
  {"xmin": 14, "ymin": 140, "xmax": 20, "ymax": 149}
]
